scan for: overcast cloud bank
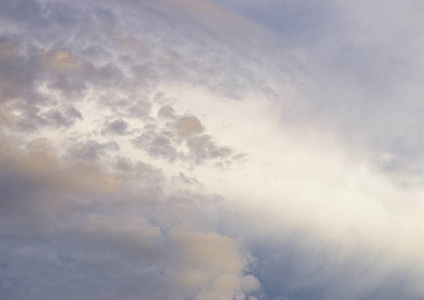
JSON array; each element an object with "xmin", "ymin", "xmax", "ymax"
[{"xmin": 1, "ymin": 1, "xmax": 424, "ymax": 300}]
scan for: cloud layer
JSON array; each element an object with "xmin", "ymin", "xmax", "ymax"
[{"xmin": 1, "ymin": 0, "xmax": 424, "ymax": 300}]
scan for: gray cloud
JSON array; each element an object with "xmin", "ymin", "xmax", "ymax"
[
  {"xmin": 68, "ymin": 140, "xmax": 120, "ymax": 161},
  {"xmin": 101, "ymin": 119, "xmax": 128, "ymax": 135},
  {"xmin": 247, "ymin": 240, "xmax": 415, "ymax": 300},
  {"xmin": 0, "ymin": 132, "xmax": 259, "ymax": 300},
  {"xmin": 0, "ymin": 1, "xmax": 268, "ymax": 298},
  {"xmin": 2, "ymin": 0, "xmax": 424, "ymax": 299},
  {"xmin": 133, "ymin": 105, "xmax": 244, "ymax": 166},
  {"xmin": 214, "ymin": 0, "xmax": 424, "ymax": 181}
]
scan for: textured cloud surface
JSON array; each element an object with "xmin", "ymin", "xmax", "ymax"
[{"xmin": 1, "ymin": 1, "xmax": 424, "ymax": 299}]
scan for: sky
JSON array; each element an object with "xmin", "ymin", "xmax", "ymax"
[{"xmin": 1, "ymin": 0, "xmax": 424, "ymax": 299}]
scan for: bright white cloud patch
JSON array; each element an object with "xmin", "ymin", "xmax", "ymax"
[{"xmin": 1, "ymin": 0, "xmax": 424, "ymax": 300}]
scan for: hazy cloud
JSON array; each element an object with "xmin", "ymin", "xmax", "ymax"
[{"xmin": 2, "ymin": 0, "xmax": 424, "ymax": 299}]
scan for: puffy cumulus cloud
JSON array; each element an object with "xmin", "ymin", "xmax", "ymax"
[{"xmin": 170, "ymin": 228, "xmax": 259, "ymax": 300}]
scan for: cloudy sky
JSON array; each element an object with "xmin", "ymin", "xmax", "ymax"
[{"xmin": 1, "ymin": 0, "xmax": 424, "ymax": 299}]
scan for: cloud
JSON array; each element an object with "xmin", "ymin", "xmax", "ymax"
[
  {"xmin": 176, "ymin": 115, "xmax": 204, "ymax": 137},
  {"xmin": 0, "ymin": 129, "xmax": 259, "ymax": 299},
  {"xmin": 36, "ymin": 49, "xmax": 82, "ymax": 73},
  {"xmin": 2, "ymin": 0, "xmax": 424, "ymax": 299},
  {"xmin": 0, "ymin": 38, "xmax": 20, "ymax": 60},
  {"xmin": 133, "ymin": 105, "xmax": 243, "ymax": 166},
  {"xmin": 0, "ymin": 4, "xmax": 262, "ymax": 293},
  {"xmin": 170, "ymin": 228, "xmax": 256, "ymax": 300},
  {"xmin": 225, "ymin": 0, "xmax": 424, "ymax": 180},
  {"xmin": 101, "ymin": 119, "xmax": 128, "ymax": 135},
  {"xmin": 0, "ymin": 136, "xmax": 121, "ymax": 194}
]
